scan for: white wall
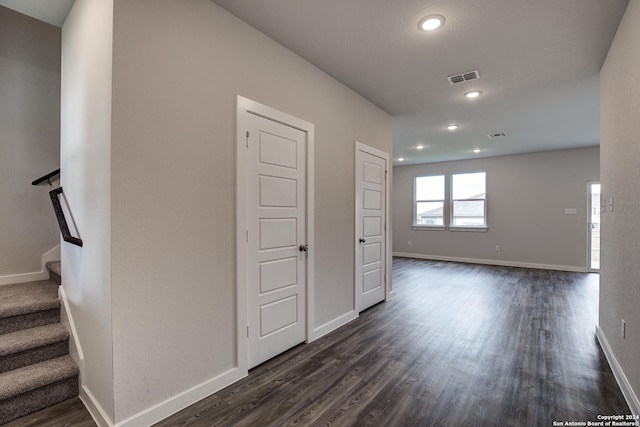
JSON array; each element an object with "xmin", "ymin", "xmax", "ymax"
[
  {"xmin": 108, "ymin": 0, "xmax": 391, "ymax": 423},
  {"xmin": 0, "ymin": 6, "xmax": 60, "ymax": 279},
  {"xmin": 61, "ymin": 0, "xmax": 114, "ymax": 422},
  {"xmin": 600, "ymin": 0, "xmax": 640, "ymax": 413},
  {"xmin": 393, "ymin": 147, "xmax": 599, "ymax": 271}
]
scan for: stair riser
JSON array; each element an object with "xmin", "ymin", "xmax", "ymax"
[
  {"xmin": 0, "ymin": 341, "xmax": 69, "ymax": 373},
  {"xmin": 0, "ymin": 376, "xmax": 79, "ymax": 425},
  {"xmin": 46, "ymin": 261, "xmax": 61, "ymax": 286},
  {"xmin": 0, "ymin": 309, "xmax": 60, "ymax": 335},
  {"xmin": 48, "ymin": 270, "xmax": 61, "ymax": 286}
]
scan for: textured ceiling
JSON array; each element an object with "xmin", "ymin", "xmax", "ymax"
[
  {"xmin": 4, "ymin": 1, "xmax": 628, "ymax": 165},
  {"xmin": 212, "ymin": 0, "xmax": 628, "ymax": 164},
  {"xmin": 0, "ymin": 0, "xmax": 74, "ymax": 27}
]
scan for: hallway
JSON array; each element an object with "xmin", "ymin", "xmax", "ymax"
[{"xmin": 8, "ymin": 258, "xmax": 630, "ymax": 426}]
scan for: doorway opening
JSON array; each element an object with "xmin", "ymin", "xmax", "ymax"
[{"xmin": 588, "ymin": 182, "xmax": 601, "ymax": 271}]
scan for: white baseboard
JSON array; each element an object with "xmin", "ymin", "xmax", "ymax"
[
  {"xmin": 392, "ymin": 252, "xmax": 587, "ymax": 273},
  {"xmin": 114, "ymin": 368, "xmax": 243, "ymax": 427},
  {"xmin": 0, "ymin": 245, "xmax": 61, "ymax": 285},
  {"xmin": 81, "ymin": 386, "xmax": 114, "ymax": 427},
  {"xmin": 386, "ymin": 290, "xmax": 394, "ymax": 301},
  {"xmin": 0, "ymin": 271, "xmax": 47, "ymax": 286},
  {"xmin": 99, "ymin": 308, "xmax": 358, "ymax": 427},
  {"xmin": 309, "ymin": 310, "xmax": 359, "ymax": 342},
  {"xmin": 79, "ymin": 362, "xmax": 244, "ymax": 427},
  {"xmin": 596, "ymin": 327, "xmax": 640, "ymax": 417},
  {"xmin": 58, "ymin": 285, "xmax": 85, "ymax": 383}
]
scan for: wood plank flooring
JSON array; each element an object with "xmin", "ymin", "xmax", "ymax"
[
  {"xmin": 2, "ymin": 397, "xmax": 95, "ymax": 427},
  {"xmin": 6, "ymin": 258, "xmax": 631, "ymax": 426}
]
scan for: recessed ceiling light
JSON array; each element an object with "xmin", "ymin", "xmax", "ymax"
[
  {"xmin": 398, "ymin": 157, "xmax": 405, "ymax": 162},
  {"xmin": 418, "ymin": 15, "xmax": 445, "ymax": 31},
  {"xmin": 446, "ymin": 124, "xmax": 459, "ymax": 131},
  {"xmin": 473, "ymin": 148, "xmax": 481, "ymax": 153},
  {"xmin": 464, "ymin": 90, "xmax": 483, "ymax": 99},
  {"xmin": 416, "ymin": 144, "xmax": 425, "ymax": 150}
]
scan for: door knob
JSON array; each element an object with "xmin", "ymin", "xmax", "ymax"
[
  {"xmin": 359, "ymin": 238, "xmax": 366, "ymax": 243},
  {"xmin": 299, "ymin": 244, "xmax": 309, "ymax": 252}
]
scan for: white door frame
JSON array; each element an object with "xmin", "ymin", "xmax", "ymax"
[
  {"xmin": 236, "ymin": 96, "xmax": 315, "ymax": 375},
  {"xmin": 587, "ymin": 181, "xmax": 601, "ymax": 272},
  {"xmin": 354, "ymin": 141, "xmax": 392, "ymax": 311}
]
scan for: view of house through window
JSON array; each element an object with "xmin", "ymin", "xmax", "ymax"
[
  {"xmin": 414, "ymin": 175, "xmax": 445, "ymax": 225},
  {"xmin": 451, "ymin": 172, "xmax": 486, "ymax": 227},
  {"xmin": 414, "ymin": 171, "xmax": 486, "ymax": 229}
]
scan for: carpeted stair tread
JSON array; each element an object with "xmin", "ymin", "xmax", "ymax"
[
  {"xmin": 45, "ymin": 261, "xmax": 61, "ymax": 278},
  {"xmin": 45, "ymin": 261, "xmax": 61, "ymax": 286},
  {"xmin": 0, "ymin": 264, "xmax": 79, "ymax": 423},
  {"xmin": 0, "ymin": 355, "xmax": 78, "ymax": 400},
  {"xmin": 0, "ymin": 324, "xmax": 68, "ymax": 357},
  {"xmin": 0, "ymin": 281, "xmax": 60, "ymax": 318}
]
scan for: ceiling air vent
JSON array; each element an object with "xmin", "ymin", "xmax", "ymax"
[
  {"xmin": 488, "ymin": 132, "xmax": 508, "ymax": 139},
  {"xmin": 447, "ymin": 70, "xmax": 480, "ymax": 85}
]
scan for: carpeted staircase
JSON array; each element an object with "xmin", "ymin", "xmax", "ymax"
[{"xmin": 0, "ymin": 262, "xmax": 79, "ymax": 425}]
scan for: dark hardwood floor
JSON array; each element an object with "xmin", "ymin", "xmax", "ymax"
[
  {"xmin": 7, "ymin": 258, "xmax": 630, "ymax": 426},
  {"xmin": 2, "ymin": 397, "xmax": 95, "ymax": 427}
]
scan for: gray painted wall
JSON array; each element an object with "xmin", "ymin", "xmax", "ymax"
[
  {"xmin": 393, "ymin": 147, "xmax": 599, "ymax": 270},
  {"xmin": 0, "ymin": 6, "xmax": 60, "ymax": 278},
  {"xmin": 62, "ymin": 0, "xmax": 391, "ymax": 423},
  {"xmin": 600, "ymin": 0, "xmax": 640, "ymax": 411},
  {"xmin": 61, "ymin": 0, "xmax": 115, "ymax": 420}
]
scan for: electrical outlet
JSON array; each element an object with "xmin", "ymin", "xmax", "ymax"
[
  {"xmin": 408, "ymin": 240, "xmax": 412, "ymax": 246},
  {"xmin": 495, "ymin": 245, "xmax": 500, "ymax": 252},
  {"xmin": 621, "ymin": 319, "xmax": 626, "ymax": 339}
]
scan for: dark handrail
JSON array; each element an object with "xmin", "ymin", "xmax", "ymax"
[
  {"xmin": 49, "ymin": 187, "xmax": 83, "ymax": 247},
  {"xmin": 32, "ymin": 169, "xmax": 60, "ymax": 186}
]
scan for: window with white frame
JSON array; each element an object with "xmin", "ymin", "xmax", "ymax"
[
  {"xmin": 414, "ymin": 175, "xmax": 445, "ymax": 226},
  {"xmin": 451, "ymin": 171, "xmax": 486, "ymax": 228}
]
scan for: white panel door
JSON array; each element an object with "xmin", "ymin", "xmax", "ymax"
[
  {"xmin": 247, "ymin": 112, "xmax": 307, "ymax": 368},
  {"xmin": 355, "ymin": 145, "xmax": 387, "ymax": 312}
]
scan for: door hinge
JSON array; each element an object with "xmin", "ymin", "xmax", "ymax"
[
  {"xmin": 246, "ymin": 131, "xmax": 250, "ymax": 148},
  {"xmin": 247, "ymin": 326, "xmax": 249, "ymax": 337},
  {"xmin": 246, "ymin": 230, "xmax": 249, "ymax": 242}
]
